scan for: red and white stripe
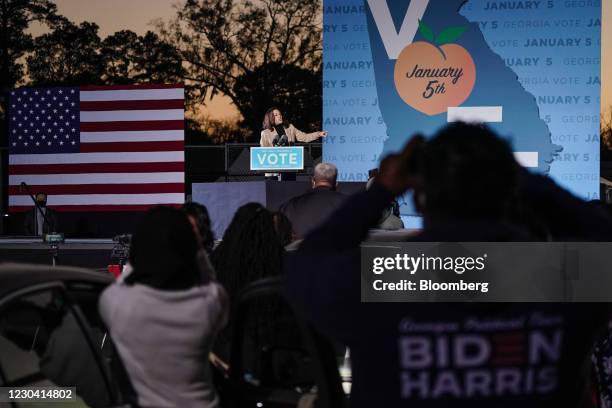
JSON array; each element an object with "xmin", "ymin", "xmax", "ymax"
[{"xmin": 9, "ymin": 84, "xmax": 185, "ymax": 212}]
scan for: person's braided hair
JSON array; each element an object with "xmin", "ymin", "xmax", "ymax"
[
  {"xmin": 211, "ymin": 203, "xmax": 285, "ymax": 348},
  {"xmin": 212, "ymin": 203, "xmax": 283, "ymax": 299}
]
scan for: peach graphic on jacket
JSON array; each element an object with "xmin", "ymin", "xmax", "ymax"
[{"xmin": 394, "ymin": 21, "xmax": 476, "ymax": 116}]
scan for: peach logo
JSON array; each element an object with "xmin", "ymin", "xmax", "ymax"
[{"xmin": 394, "ymin": 21, "xmax": 476, "ymax": 116}]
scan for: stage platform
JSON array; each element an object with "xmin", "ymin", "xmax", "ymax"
[
  {"xmin": 2, "ymin": 179, "xmax": 365, "ymax": 238},
  {"xmin": 193, "ymin": 180, "xmax": 365, "ymax": 238},
  {"xmin": 0, "ymin": 238, "xmax": 115, "ymax": 269}
]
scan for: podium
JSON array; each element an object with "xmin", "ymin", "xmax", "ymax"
[
  {"xmin": 225, "ymin": 143, "xmax": 318, "ymax": 180},
  {"xmin": 250, "ymin": 146, "xmax": 304, "ymax": 181},
  {"xmin": 250, "ymin": 146, "xmax": 304, "ymax": 171},
  {"xmin": 198, "ymin": 143, "xmax": 363, "ymax": 237}
]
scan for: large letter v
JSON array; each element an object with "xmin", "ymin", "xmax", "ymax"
[{"xmin": 366, "ymin": 0, "xmax": 430, "ymax": 59}]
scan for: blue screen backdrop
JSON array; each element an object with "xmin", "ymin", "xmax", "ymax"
[{"xmin": 323, "ymin": 0, "xmax": 601, "ymax": 217}]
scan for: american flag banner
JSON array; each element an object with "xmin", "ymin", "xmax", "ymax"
[{"xmin": 8, "ymin": 84, "xmax": 185, "ymax": 212}]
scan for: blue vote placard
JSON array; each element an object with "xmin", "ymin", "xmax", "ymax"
[{"xmin": 250, "ymin": 146, "xmax": 305, "ymax": 171}]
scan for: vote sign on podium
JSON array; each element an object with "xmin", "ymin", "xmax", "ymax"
[{"xmin": 250, "ymin": 146, "xmax": 304, "ymax": 171}]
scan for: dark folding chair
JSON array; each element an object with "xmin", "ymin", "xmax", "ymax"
[{"xmin": 226, "ymin": 276, "xmax": 347, "ymax": 408}]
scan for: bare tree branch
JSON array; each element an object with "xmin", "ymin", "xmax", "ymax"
[{"xmin": 158, "ymin": 0, "xmax": 322, "ymax": 137}]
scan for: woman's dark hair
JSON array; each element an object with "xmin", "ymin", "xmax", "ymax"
[
  {"xmin": 271, "ymin": 211, "xmax": 294, "ymax": 247},
  {"xmin": 211, "ymin": 202, "xmax": 283, "ymax": 301},
  {"xmin": 262, "ymin": 107, "xmax": 284, "ymax": 131},
  {"xmin": 125, "ymin": 206, "xmax": 200, "ymax": 290},
  {"xmin": 182, "ymin": 202, "xmax": 215, "ymax": 253},
  {"xmin": 211, "ymin": 203, "xmax": 286, "ymax": 355}
]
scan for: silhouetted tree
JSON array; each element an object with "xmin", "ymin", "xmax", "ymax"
[
  {"xmin": 0, "ymin": 0, "xmax": 56, "ymax": 144},
  {"xmin": 101, "ymin": 30, "xmax": 184, "ymax": 87},
  {"xmin": 232, "ymin": 62, "xmax": 321, "ymax": 137},
  {"xmin": 159, "ymin": 0, "xmax": 322, "ymax": 139},
  {"xmin": 185, "ymin": 117, "xmax": 211, "ymax": 144},
  {"xmin": 27, "ymin": 17, "xmax": 104, "ymax": 86},
  {"xmin": 101, "ymin": 29, "xmax": 139, "ymax": 84},
  {"xmin": 132, "ymin": 31, "xmax": 185, "ymax": 85},
  {"xmin": 0, "ymin": 0, "xmax": 56, "ymax": 92},
  {"xmin": 193, "ymin": 114, "xmax": 250, "ymax": 144}
]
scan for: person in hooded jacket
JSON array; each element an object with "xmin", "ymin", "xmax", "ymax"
[
  {"xmin": 99, "ymin": 206, "xmax": 228, "ymax": 408},
  {"xmin": 285, "ymin": 123, "xmax": 612, "ymax": 408}
]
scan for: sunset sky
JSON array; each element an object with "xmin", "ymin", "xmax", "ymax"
[
  {"xmin": 29, "ymin": 0, "xmax": 240, "ymax": 120},
  {"xmin": 31, "ymin": 0, "xmax": 611, "ymax": 119}
]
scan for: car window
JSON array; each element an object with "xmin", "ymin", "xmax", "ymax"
[{"xmin": 0, "ymin": 286, "xmax": 114, "ymax": 407}]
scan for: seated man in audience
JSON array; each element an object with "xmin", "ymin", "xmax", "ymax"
[
  {"xmin": 23, "ymin": 192, "xmax": 59, "ymax": 236},
  {"xmin": 279, "ymin": 163, "xmax": 346, "ymax": 238},
  {"xmin": 285, "ymin": 123, "xmax": 612, "ymax": 408}
]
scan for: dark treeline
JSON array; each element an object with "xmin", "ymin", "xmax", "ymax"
[{"xmin": 0, "ymin": 0, "xmax": 323, "ymax": 144}]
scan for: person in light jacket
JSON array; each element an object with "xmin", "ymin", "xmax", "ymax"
[
  {"xmin": 99, "ymin": 207, "xmax": 228, "ymax": 408},
  {"xmin": 260, "ymin": 107, "xmax": 327, "ymax": 147}
]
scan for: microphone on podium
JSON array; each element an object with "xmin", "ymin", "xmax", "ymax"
[{"xmin": 273, "ymin": 125, "xmax": 288, "ymax": 146}]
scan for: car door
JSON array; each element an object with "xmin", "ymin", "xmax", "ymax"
[
  {"xmin": 0, "ymin": 281, "xmax": 129, "ymax": 407},
  {"xmin": 63, "ymin": 279, "xmax": 138, "ymax": 406}
]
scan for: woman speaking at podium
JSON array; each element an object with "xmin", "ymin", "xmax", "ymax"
[{"xmin": 260, "ymin": 107, "xmax": 327, "ymax": 147}]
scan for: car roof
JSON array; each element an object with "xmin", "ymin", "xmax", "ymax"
[{"xmin": 0, "ymin": 262, "xmax": 113, "ymax": 299}]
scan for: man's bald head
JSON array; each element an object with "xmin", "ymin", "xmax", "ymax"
[{"xmin": 312, "ymin": 163, "xmax": 338, "ymax": 188}]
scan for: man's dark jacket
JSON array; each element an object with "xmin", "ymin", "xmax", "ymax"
[
  {"xmin": 24, "ymin": 207, "xmax": 58, "ymax": 236},
  {"xmin": 279, "ymin": 186, "xmax": 346, "ymax": 238},
  {"xmin": 285, "ymin": 174, "xmax": 612, "ymax": 408}
]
